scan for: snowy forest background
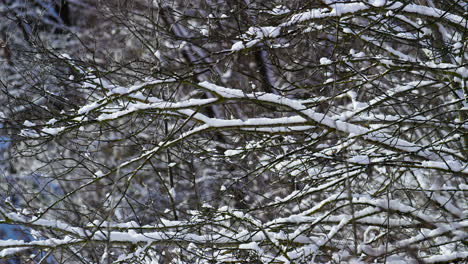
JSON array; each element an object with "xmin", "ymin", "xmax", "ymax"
[{"xmin": 0, "ymin": 0, "xmax": 467, "ymax": 263}]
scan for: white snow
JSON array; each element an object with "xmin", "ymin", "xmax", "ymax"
[
  {"xmin": 247, "ymin": 26, "xmax": 280, "ymax": 39},
  {"xmin": 452, "ymin": 42, "xmax": 463, "ymax": 50},
  {"xmin": 78, "ymin": 101, "xmax": 103, "ymax": 115},
  {"xmin": 200, "ymin": 29, "xmax": 209, "ymax": 36},
  {"xmin": 319, "ymin": 57, "xmax": 332, "ymax": 65},
  {"xmin": 421, "ymin": 160, "xmax": 467, "ymax": 173},
  {"xmin": 281, "ymin": 3, "xmax": 368, "ymax": 27},
  {"xmin": 42, "ymin": 127, "xmax": 65, "ymax": 135},
  {"xmin": 231, "ymin": 41, "xmax": 245, "ymax": 51},
  {"xmin": 348, "ymin": 155, "xmax": 370, "ymax": 164},
  {"xmin": 224, "ymin": 149, "xmax": 243, "ymax": 156},
  {"xmin": 239, "ymin": 241, "xmax": 262, "ymax": 253},
  {"xmin": 268, "ymin": 5, "xmax": 290, "ymax": 15},
  {"xmin": 23, "ymin": 120, "xmax": 35, "ymax": 127},
  {"xmin": 198, "ymin": 81, "xmax": 452, "ymax": 162},
  {"xmin": 369, "ymin": 0, "xmax": 386, "ymax": 7},
  {"xmin": 424, "ymin": 252, "xmax": 468, "ymax": 263}
]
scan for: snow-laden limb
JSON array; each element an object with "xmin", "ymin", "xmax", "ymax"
[
  {"xmin": 229, "ymin": 2, "xmax": 466, "ymax": 52},
  {"xmin": 43, "ymin": 102, "xmax": 318, "ymax": 204},
  {"xmin": 360, "ymin": 220, "xmax": 468, "ymax": 258},
  {"xmin": 75, "ymin": 77, "xmax": 177, "ymax": 116},
  {"xmin": 421, "ymin": 160, "xmax": 468, "ymax": 175},
  {"xmin": 424, "ymin": 252, "xmax": 468, "ymax": 263},
  {"xmin": 2, "ymin": 0, "xmax": 466, "ymax": 263},
  {"xmin": 96, "ymin": 98, "xmax": 219, "ymax": 121},
  {"xmin": 285, "ymin": 2, "xmax": 467, "ymax": 28},
  {"xmin": 281, "ymin": 3, "xmax": 368, "ymax": 27},
  {"xmin": 0, "ymin": 236, "xmax": 77, "ymax": 258},
  {"xmin": 265, "ymin": 172, "xmax": 359, "ymax": 207},
  {"xmin": 231, "ymin": 26, "xmax": 281, "ymax": 51},
  {"xmin": 349, "ymin": 110, "xmax": 467, "ymax": 130},
  {"xmin": 356, "ymin": 34, "xmax": 468, "ymax": 77},
  {"xmin": 107, "ymin": 78, "xmax": 177, "ymax": 96},
  {"xmin": 198, "ymin": 81, "xmax": 460, "ymax": 163},
  {"xmin": 343, "ymin": 81, "xmax": 440, "ymax": 120},
  {"xmin": 0, "ymin": 212, "xmax": 329, "ymax": 257},
  {"xmin": 239, "ymin": 125, "xmax": 315, "ymax": 133},
  {"xmin": 268, "ymin": 194, "xmax": 453, "ymax": 233},
  {"xmin": 284, "ymin": 207, "xmax": 381, "ymax": 261},
  {"xmin": 0, "ymin": 247, "xmax": 32, "ymax": 258},
  {"xmin": 2, "ymin": 212, "xmax": 219, "ymax": 239},
  {"xmin": 114, "ymin": 242, "xmax": 153, "ymax": 263},
  {"xmin": 397, "ymin": 3, "xmax": 466, "ymax": 27},
  {"xmin": 413, "ymin": 169, "xmax": 466, "ymax": 218},
  {"xmin": 1, "ymin": 195, "xmax": 464, "ymax": 261}
]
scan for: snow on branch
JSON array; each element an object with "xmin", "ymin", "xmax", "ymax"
[{"xmin": 198, "ymin": 81, "xmax": 460, "ymax": 164}]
